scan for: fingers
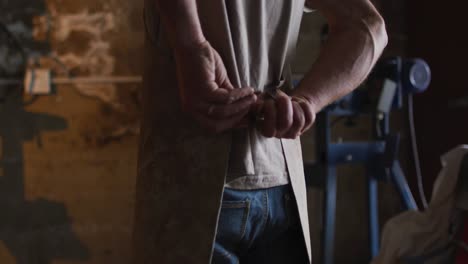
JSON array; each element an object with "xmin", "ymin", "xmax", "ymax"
[
  {"xmin": 185, "ymin": 85, "xmax": 316, "ymax": 137},
  {"xmin": 226, "ymin": 87, "xmax": 256, "ymax": 103},
  {"xmin": 291, "ymin": 96, "xmax": 316, "ymax": 134},
  {"xmin": 283, "ymin": 102, "xmax": 306, "ymax": 139},
  {"xmin": 202, "ymin": 86, "xmax": 255, "ymax": 104},
  {"xmin": 257, "ymin": 91, "xmax": 297, "ymax": 139},
  {"xmin": 275, "ymin": 91, "xmax": 293, "ymax": 138},
  {"xmin": 198, "ymin": 93, "xmax": 257, "ymax": 119},
  {"xmin": 260, "ymin": 99, "xmax": 277, "ymax": 137},
  {"xmin": 194, "ymin": 108, "xmax": 251, "ymax": 134},
  {"xmin": 297, "ymin": 99, "xmax": 315, "ymax": 133},
  {"xmin": 256, "ymin": 93, "xmax": 316, "ymax": 139},
  {"xmin": 182, "ymin": 86, "xmax": 258, "ymax": 134}
]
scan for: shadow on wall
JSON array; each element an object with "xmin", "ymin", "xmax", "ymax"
[
  {"xmin": 0, "ymin": 90, "xmax": 90, "ymax": 263},
  {"xmin": 0, "ymin": 0, "xmax": 90, "ymax": 263}
]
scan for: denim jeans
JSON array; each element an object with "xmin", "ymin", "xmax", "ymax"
[{"xmin": 211, "ymin": 184, "xmax": 309, "ymax": 264}]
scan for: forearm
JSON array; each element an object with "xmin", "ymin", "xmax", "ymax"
[
  {"xmin": 294, "ymin": 1, "xmax": 387, "ymax": 112},
  {"xmin": 155, "ymin": 0, "xmax": 206, "ymax": 49}
]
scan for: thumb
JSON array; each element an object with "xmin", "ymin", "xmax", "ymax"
[
  {"xmin": 211, "ymin": 46, "xmax": 236, "ymax": 91},
  {"xmin": 221, "ymin": 75, "xmax": 235, "ymax": 91}
]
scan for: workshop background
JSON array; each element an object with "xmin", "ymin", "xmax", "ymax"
[{"xmin": 0, "ymin": 0, "xmax": 465, "ymax": 264}]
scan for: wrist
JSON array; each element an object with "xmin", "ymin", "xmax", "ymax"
[
  {"xmin": 173, "ymin": 31, "xmax": 207, "ymax": 52},
  {"xmin": 173, "ymin": 39, "xmax": 211, "ymax": 60},
  {"xmin": 170, "ymin": 13, "xmax": 206, "ymax": 53},
  {"xmin": 291, "ymin": 92, "xmax": 320, "ymax": 115}
]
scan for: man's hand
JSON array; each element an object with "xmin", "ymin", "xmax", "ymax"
[
  {"xmin": 155, "ymin": 0, "xmax": 256, "ymax": 134},
  {"xmin": 174, "ymin": 41, "xmax": 257, "ymax": 134},
  {"xmin": 255, "ymin": 90, "xmax": 316, "ymax": 139}
]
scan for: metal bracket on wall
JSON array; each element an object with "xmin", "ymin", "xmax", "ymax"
[{"xmin": 0, "ymin": 73, "xmax": 142, "ymax": 95}]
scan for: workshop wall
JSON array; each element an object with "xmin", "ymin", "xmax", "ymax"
[
  {"xmin": 0, "ymin": 1, "xmax": 405, "ymax": 264},
  {"xmin": 0, "ymin": 0, "xmax": 143, "ymax": 263}
]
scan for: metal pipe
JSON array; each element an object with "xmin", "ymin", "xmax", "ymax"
[
  {"xmin": 0, "ymin": 76, "xmax": 143, "ymax": 86},
  {"xmin": 53, "ymin": 76, "xmax": 142, "ymax": 85}
]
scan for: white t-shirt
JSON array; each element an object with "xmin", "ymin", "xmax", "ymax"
[{"xmin": 197, "ymin": 0, "xmax": 306, "ymax": 189}]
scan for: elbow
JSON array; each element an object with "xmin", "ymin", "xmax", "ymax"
[
  {"xmin": 323, "ymin": 0, "xmax": 388, "ymax": 54},
  {"xmin": 335, "ymin": 7, "xmax": 388, "ymax": 56},
  {"xmin": 356, "ymin": 8, "xmax": 387, "ymax": 58},
  {"xmin": 368, "ymin": 12, "xmax": 388, "ymax": 56}
]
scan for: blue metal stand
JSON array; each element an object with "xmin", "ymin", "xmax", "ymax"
[
  {"xmin": 305, "ymin": 110, "xmax": 419, "ymax": 264},
  {"xmin": 368, "ymin": 173, "xmax": 379, "ymax": 257},
  {"xmin": 303, "ymin": 56, "xmax": 431, "ymax": 263}
]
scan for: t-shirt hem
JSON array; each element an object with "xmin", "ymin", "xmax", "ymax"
[{"xmin": 224, "ymin": 173, "xmax": 290, "ymax": 190}]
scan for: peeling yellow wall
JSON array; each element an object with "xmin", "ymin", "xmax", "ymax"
[
  {"xmin": 1, "ymin": 0, "xmax": 143, "ymax": 263},
  {"xmin": 0, "ymin": 241, "xmax": 16, "ymax": 264}
]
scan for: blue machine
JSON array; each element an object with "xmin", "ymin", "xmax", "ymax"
[{"xmin": 304, "ymin": 57, "xmax": 431, "ymax": 264}]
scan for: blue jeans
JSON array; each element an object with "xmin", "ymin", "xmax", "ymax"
[{"xmin": 212, "ymin": 184, "xmax": 308, "ymax": 264}]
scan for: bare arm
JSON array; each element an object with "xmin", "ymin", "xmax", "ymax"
[
  {"xmin": 154, "ymin": 0, "xmax": 257, "ymax": 133},
  {"xmin": 155, "ymin": 0, "xmax": 206, "ymax": 49},
  {"xmin": 257, "ymin": 0, "xmax": 387, "ymax": 138},
  {"xmin": 295, "ymin": 0, "xmax": 388, "ymax": 111}
]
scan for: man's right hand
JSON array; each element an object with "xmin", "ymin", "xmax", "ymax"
[{"xmin": 174, "ymin": 41, "xmax": 257, "ymax": 134}]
